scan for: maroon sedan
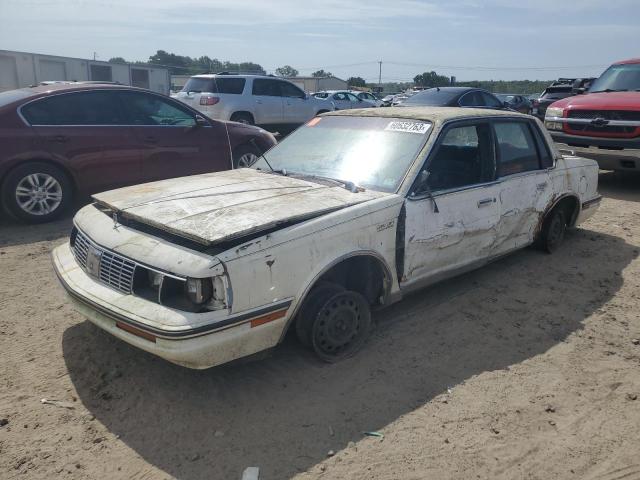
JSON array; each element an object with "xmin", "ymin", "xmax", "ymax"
[{"xmin": 0, "ymin": 84, "xmax": 277, "ymax": 223}]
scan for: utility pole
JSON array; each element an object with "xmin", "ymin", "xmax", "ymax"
[
  {"xmin": 378, "ymin": 60, "xmax": 382, "ymax": 87},
  {"xmin": 93, "ymin": 52, "xmax": 97, "ymax": 60}
]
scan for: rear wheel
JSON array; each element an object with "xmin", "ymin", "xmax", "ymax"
[
  {"xmin": 2, "ymin": 162, "xmax": 72, "ymax": 223},
  {"xmin": 230, "ymin": 112, "xmax": 254, "ymax": 125},
  {"xmin": 537, "ymin": 208, "xmax": 566, "ymax": 253}
]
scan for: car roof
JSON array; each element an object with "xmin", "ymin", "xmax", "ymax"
[
  {"xmin": 10, "ymin": 83, "xmax": 152, "ymax": 100},
  {"xmin": 190, "ymin": 74, "xmax": 274, "ymax": 79},
  {"xmin": 325, "ymin": 106, "xmax": 529, "ymax": 123},
  {"xmin": 614, "ymin": 58, "xmax": 640, "ymax": 65}
]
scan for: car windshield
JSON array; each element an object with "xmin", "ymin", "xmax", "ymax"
[
  {"xmin": 252, "ymin": 116, "xmax": 432, "ymax": 193},
  {"xmin": 401, "ymin": 88, "xmax": 460, "ymax": 106},
  {"xmin": 590, "ymin": 63, "xmax": 640, "ymax": 92}
]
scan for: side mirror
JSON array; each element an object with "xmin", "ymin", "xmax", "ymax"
[
  {"xmin": 503, "ymin": 101, "xmax": 511, "ymax": 108},
  {"xmin": 194, "ymin": 115, "xmax": 208, "ymax": 126}
]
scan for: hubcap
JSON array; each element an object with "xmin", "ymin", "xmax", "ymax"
[
  {"xmin": 15, "ymin": 173, "xmax": 63, "ymax": 216},
  {"xmin": 314, "ymin": 296, "xmax": 362, "ymax": 356},
  {"xmin": 237, "ymin": 153, "xmax": 258, "ymax": 168},
  {"xmin": 549, "ymin": 216, "xmax": 564, "ymax": 245}
]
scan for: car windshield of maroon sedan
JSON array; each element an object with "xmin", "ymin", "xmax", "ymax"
[
  {"xmin": 251, "ymin": 116, "xmax": 431, "ymax": 193},
  {"xmin": 590, "ymin": 63, "xmax": 640, "ymax": 92}
]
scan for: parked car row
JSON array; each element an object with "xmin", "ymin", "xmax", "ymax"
[{"xmin": 0, "ymin": 83, "xmax": 277, "ymax": 223}]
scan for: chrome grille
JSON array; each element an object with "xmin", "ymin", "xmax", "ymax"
[{"xmin": 72, "ymin": 229, "xmax": 136, "ymax": 294}]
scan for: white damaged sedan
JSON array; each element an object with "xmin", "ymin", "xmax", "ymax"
[{"xmin": 53, "ymin": 107, "xmax": 601, "ymax": 369}]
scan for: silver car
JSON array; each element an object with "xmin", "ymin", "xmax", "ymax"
[{"xmin": 175, "ymin": 74, "xmax": 335, "ymax": 133}]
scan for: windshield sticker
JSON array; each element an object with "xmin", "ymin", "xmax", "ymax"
[
  {"xmin": 385, "ymin": 121, "xmax": 431, "ymax": 134},
  {"xmin": 307, "ymin": 117, "xmax": 322, "ymax": 127}
]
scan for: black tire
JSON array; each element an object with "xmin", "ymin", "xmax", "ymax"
[
  {"xmin": 310, "ymin": 290, "xmax": 372, "ymax": 363},
  {"xmin": 2, "ymin": 162, "xmax": 72, "ymax": 223},
  {"xmin": 232, "ymin": 144, "xmax": 261, "ymax": 169},
  {"xmin": 230, "ymin": 112, "xmax": 254, "ymax": 125},
  {"xmin": 538, "ymin": 208, "xmax": 566, "ymax": 253},
  {"xmin": 295, "ymin": 282, "xmax": 345, "ymax": 348}
]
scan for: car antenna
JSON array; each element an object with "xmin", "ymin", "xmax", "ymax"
[{"xmin": 249, "ymin": 138, "xmax": 277, "ymax": 173}]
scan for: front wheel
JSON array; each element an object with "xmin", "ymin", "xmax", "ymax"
[
  {"xmin": 2, "ymin": 162, "xmax": 72, "ymax": 223},
  {"xmin": 297, "ymin": 284, "xmax": 372, "ymax": 362}
]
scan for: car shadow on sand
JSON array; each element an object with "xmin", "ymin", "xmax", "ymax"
[{"xmin": 61, "ymin": 226, "xmax": 638, "ymax": 479}]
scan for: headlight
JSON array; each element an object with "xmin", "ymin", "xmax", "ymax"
[
  {"xmin": 545, "ymin": 107, "xmax": 564, "ymax": 119},
  {"xmin": 185, "ymin": 277, "xmax": 213, "ymax": 305},
  {"xmin": 134, "ymin": 268, "xmax": 231, "ymax": 312}
]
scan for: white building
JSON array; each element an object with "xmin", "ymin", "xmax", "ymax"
[{"xmin": 0, "ymin": 50, "xmax": 170, "ymax": 94}]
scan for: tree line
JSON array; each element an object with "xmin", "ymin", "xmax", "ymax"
[{"xmin": 111, "ymin": 51, "xmax": 552, "ymax": 94}]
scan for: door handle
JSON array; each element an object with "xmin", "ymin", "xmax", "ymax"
[
  {"xmin": 444, "ymin": 221, "xmax": 455, "ymax": 228},
  {"xmin": 477, "ymin": 197, "xmax": 495, "ymax": 207},
  {"xmin": 255, "ymin": 100, "xmax": 263, "ymax": 104},
  {"xmin": 537, "ymin": 182, "xmax": 548, "ymax": 191},
  {"xmin": 142, "ymin": 136, "xmax": 158, "ymax": 144},
  {"xmin": 48, "ymin": 135, "xmax": 69, "ymax": 143}
]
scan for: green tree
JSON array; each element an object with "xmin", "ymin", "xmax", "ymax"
[
  {"xmin": 275, "ymin": 65, "xmax": 299, "ymax": 77},
  {"xmin": 347, "ymin": 76, "xmax": 366, "ymax": 87},
  {"xmin": 413, "ymin": 71, "xmax": 450, "ymax": 88},
  {"xmin": 108, "ymin": 57, "xmax": 127, "ymax": 64},
  {"xmin": 312, "ymin": 69, "xmax": 333, "ymax": 77}
]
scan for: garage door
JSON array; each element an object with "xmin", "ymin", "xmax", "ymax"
[
  {"xmin": 0, "ymin": 55, "xmax": 19, "ymax": 91},
  {"xmin": 39, "ymin": 59, "xmax": 67, "ymax": 81}
]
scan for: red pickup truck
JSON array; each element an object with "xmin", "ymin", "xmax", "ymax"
[{"xmin": 544, "ymin": 58, "xmax": 640, "ymax": 171}]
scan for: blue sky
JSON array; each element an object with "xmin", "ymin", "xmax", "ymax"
[{"xmin": 1, "ymin": 0, "xmax": 639, "ymax": 82}]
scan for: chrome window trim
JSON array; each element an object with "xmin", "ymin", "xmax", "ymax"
[{"xmin": 405, "ymin": 115, "xmax": 554, "ymax": 200}]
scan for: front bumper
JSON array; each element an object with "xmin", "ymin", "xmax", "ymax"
[
  {"xmin": 52, "ymin": 243, "xmax": 291, "ymax": 369},
  {"xmin": 550, "ymin": 131, "xmax": 640, "ymax": 171}
]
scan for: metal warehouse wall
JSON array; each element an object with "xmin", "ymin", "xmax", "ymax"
[{"xmin": 0, "ymin": 50, "xmax": 170, "ymax": 95}]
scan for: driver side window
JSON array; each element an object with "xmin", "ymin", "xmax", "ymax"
[
  {"xmin": 119, "ymin": 92, "xmax": 196, "ymax": 126},
  {"xmin": 420, "ymin": 123, "xmax": 495, "ymax": 193}
]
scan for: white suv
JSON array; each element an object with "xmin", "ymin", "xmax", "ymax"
[{"xmin": 175, "ymin": 74, "xmax": 335, "ymax": 133}]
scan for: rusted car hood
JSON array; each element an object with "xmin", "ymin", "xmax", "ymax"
[{"xmin": 92, "ymin": 169, "xmax": 389, "ymax": 246}]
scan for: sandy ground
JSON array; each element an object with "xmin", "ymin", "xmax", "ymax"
[{"xmin": 1, "ymin": 171, "xmax": 640, "ymax": 480}]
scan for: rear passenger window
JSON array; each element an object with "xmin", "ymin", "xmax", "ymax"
[
  {"xmin": 425, "ymin": 123, "xmax": 495, "ymax": 192},
  {"xmin": 252, "ymin": 79, "xmax": 281, "ymax": 97},
  {"xmin": 181, "ymin": 77, "xmax": 245, "ymax": 94},
  {"xmin": 494, "ymin": 122, "xmax": 541, "ymax": 175},
  {"xmin": 459, "ymin": 91, "xmax": 484, "ymax": 107},
  {"xmin": 22, "ymin": 91, "xmax": 122, "ymax": 125},
  {"xmin": 280, "ymin": 81, "xmax": 305, "ymax": 98}
]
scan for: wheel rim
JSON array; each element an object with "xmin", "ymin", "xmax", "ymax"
[
  {"xmin": 15, "ymin": 173, "xmax": 63, "ymax": 216},
  {"xmin": 548, "ymin": 214, "xmax": 565, "ymax": 247},
  {"xmin": 313, "ymin": 294, "xmax": 365, "ymax": 357},
  {"xmin": 236, "ymin": 152, "xmax": 258, "ymax": 168}
]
